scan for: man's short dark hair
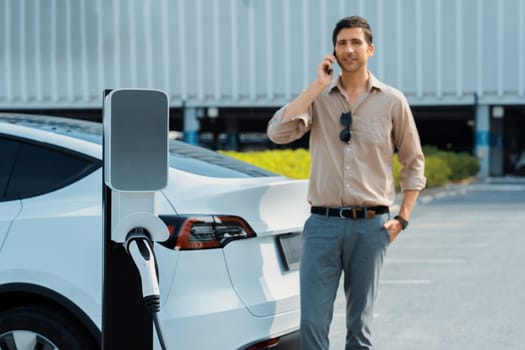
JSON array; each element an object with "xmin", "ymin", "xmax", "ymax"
[{"xmin": 332, "ymin": 16, "xmax": 373, "ymax": 46}]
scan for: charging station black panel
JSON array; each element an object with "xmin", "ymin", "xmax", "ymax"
[{"xmin": 104, "ymin": 89, "xmax": 168, "ymax": 192}]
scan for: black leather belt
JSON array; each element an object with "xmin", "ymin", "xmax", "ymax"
[{"xmin": 311, "ymin": 206, "xmax": 389, "ymax": 219}]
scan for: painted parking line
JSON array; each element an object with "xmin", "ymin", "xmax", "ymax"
[
  {"xmin": 411, "ymin": 223, "xmax": 466, "ymax": 228},
  {"xmin": 395, "ymin": 243, "xmax": 489, "ymax": 248},
  {"xmin": 400, "ymin": 231, "xmax": 508, "ymax": 237},
  {"xmin": 468, "ymin": 184, "xmax": 525, "ymax": 191},
  {"xmin": 385, "ymin": 258, "xmax": 466, "ymax": 264},
  {"xmin": 380, "ymin": 279, "xmax": 432, "ymax": 285}
]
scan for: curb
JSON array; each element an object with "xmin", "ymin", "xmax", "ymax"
[
  {"xmin": 418, "ymin": 184, "xmax": 469, "ymax": 204},
  {"xmin": 416, "ymin": 177, "xmax": 525, "ymax": 205}
]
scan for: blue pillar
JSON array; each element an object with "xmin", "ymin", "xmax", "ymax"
[
  {"xmin": 183, "ymin": 107, "xmax": 199, "ymax": 145},
  {"xmin": 225, "ymin": 117, "xmax": 239, "ymax": 150},
  {"xmin": 475, "ymin": 104, "xmax": 490, "ymax": 177}
]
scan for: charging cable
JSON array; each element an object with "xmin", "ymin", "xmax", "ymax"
[{"xmin": 125, "ymin": 228, "xmax": 168, "ymax": 350}]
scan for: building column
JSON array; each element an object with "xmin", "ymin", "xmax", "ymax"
[
  {"xmin": 225, "ymin": 117, "xmax": 239, "ymax": 150},
  {"xmin": 183, "ymin": 107, "xmax": 199, "ymax": 145},
  {"xmin": 475, "ymin": 104, "xmax": 490, "ymax": 177},
  {"xmin": 490, "ymin": 107, "xmax": 504, "ymax": 176}
]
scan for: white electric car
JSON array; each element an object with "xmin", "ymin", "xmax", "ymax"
[{"xmin": 0, "ymin": 114, "xmax": 308, "ymax": 350}]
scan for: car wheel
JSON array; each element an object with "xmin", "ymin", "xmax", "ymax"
[{"xmin": 0, "ymin": 305, "xmax": 98, "ymax": 350}]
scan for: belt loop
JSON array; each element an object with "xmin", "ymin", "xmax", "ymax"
[{"xmin": 363, "ymin": 207, "xmax": 367, "ymax": 218}]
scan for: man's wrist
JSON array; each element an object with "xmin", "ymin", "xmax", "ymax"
[{"xmin": 394, "ymin": 215, "xmax": 409, "ymax": 230}]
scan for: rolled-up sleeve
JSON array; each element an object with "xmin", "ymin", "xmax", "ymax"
[
  {"xmin": 267, "ymin": 105, "xmax": 311, "ymax": 144},
  {"xmin": 393, "ymin": 96, "xmax": 427, "ymax": 192},
  {"xmin": 399, "ymin": 153, "xmax": 426, "ymax": 191}
]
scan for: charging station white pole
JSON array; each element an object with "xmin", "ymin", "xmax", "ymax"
[{"xmin": 102, "ymin": 89, "xmax": 169, "ymax": 350}]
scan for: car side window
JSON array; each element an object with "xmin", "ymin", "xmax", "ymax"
[
  {"xmin": 1, "ymin": 137, "xmax": 100, "ymax": 201},
  {"xmin": 0, "ymin": 138, "xmax": 20, "ymax": 201}
]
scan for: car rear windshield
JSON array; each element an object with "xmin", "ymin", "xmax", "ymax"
[
  {"xmin": 168, "ymin": 140, "xmax": 277, "ymax": 178},
  {"xmin": 0, "ymin": 114, "xmax": 279, "ymax": 178}
]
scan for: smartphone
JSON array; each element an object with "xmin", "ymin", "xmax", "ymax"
[{"xmin": 325, "ymin": 51, "xmax": 336, "ymax": 75}]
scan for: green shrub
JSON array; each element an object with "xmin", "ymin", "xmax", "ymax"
[
  {"xmin": 220, "ymin": 149, "xmax": 310, "ymax": 179},
  {"xmin": 424, "ymin": 156, "xmax": 452, "ymax": 188},
  {"xmin": 421, "ymin": 145, "xmax": 442, "ymax": 156},
  {"xmin": 442, "ymin": 152, "xmax": 480, "ymax": 181},
  {"xmin": 422, "ymin": 146, "xmax": 480, "ymax": 182},
  {"xmin": 392, "ymin": 155, "xmax": 402, "ymax": 189}
]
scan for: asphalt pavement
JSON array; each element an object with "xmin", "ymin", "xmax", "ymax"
[{"xmin": 328, "ymin": 177, "xmax": 525, "ymax": 350}]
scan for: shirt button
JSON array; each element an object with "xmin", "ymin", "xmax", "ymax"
[
  {"xmin": 346, "ymin": 147, "xmax": 351, "ymax": 152},
  {"xmin": 346, "ymin": 166, "xmax": 350, "ymax": 170}
]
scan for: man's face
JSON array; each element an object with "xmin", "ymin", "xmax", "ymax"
[{"xmin": 334, "ymin": 27, "xmax": 374, "ymax": 73}]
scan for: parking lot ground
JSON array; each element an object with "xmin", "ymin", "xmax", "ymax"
[{"xmin": 329, "ymin": 179, "xmax": 525, "ymax": 350}]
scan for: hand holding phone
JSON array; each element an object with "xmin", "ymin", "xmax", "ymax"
[
  {"xmin": 323, "ymin": 53, "xmax": 336, "ymax": 76},
  {"xmin": 319, "ymin": 54, "xmax": 335, "ymax": 86}
]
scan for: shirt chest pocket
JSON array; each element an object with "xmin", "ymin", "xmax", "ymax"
[{"xmin": 353, "ymin": 113, "xmax": 392, "ymax": 145}]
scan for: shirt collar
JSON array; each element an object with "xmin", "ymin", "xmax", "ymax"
[{"xmin": 328, "ymin": 71, "xmax": 385, "ymax": 94}]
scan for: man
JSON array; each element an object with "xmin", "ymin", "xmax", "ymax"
[{"xmin": 267, "ymin": 16, "xmax": 426, "ymax": 349}]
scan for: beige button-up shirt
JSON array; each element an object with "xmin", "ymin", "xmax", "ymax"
[{"xmin": 267, "ymin": 72, "xmax": 426, "ymax": 208}]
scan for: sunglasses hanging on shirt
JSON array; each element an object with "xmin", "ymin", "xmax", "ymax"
[{"xmin": 339, "ymin": 112, "xmax": 352, "ymax": 143}]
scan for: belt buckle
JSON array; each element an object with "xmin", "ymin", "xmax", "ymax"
[
  {"xmin": 338, "ymin": 208, "xmax": 350, "ymax": 219},
  {"xmin": 339, "ymin": 207, "xmax": 368, "ymax": 219},
  {"xmin": 339, "ymin": 207, "xmax": 362, "ymax": 219}
]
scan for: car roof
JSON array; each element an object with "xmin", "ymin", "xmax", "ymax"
[
  {"xmin": 0, "ymin": 113, "xmax": 102, "ymax": 143},
  {"xmin": 0, "ymin": 113, "xmax": 278, "ymax": 178}
]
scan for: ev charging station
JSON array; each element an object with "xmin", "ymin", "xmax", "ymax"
[{"xmin": 102, "ymin": 89, "xmax": 170, "ymax": 350}]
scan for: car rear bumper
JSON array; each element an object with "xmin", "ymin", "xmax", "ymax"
[
  {"xmin": 273, "ymin": 330, "xmax": 300, "ymax": 349},
  {"xmin": 157, "ymin": 246, "xmax": 300, "ymax": 350},
  {"xmin": 240, "ymin": 329, "xmax": 300, "ymax": 350}
]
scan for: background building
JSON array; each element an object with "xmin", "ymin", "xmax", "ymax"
[{"xmin": 1, "ymin": 0, "xmax": 524, "ymax": 176}]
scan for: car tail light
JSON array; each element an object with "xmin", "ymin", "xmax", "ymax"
[{"xmin": 159, "ymin": 215, "xmax": 256, "ymax": 250}]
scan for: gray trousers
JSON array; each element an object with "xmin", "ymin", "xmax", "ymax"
[{"xmin": 300, "ymin": 213, "xmax": 390, "ymax": 350}]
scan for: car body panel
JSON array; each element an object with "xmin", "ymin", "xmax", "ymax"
[
  {"xmin": 223, "ymin": 237, "xmax": 300, "ymax": 317},
  {"xmin": 0, "ymin": 171, "xmax": 103, "ymax": 327},
  {"xmin": 0, "ymin": 201, "xmax": 21, "ymax": 252}
]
